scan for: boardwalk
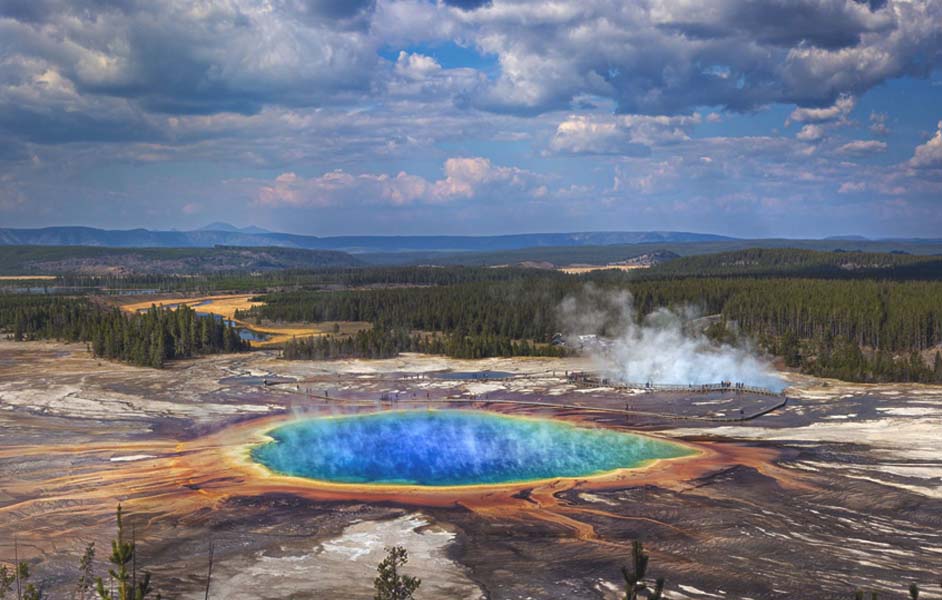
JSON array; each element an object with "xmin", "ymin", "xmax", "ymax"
[
  {"xmin": 565, "ymin": 372, "xmax": 784, "ymax": 398},
  {"xmin": 264, "ymin": 369, "xmax": 790, "ymax": 423}
]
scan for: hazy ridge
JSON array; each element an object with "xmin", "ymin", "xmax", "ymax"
[{"xmin": 0, "ymin": 226, "xmax": 734, "ymax": 252}]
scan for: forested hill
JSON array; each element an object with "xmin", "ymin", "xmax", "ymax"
[
  {"xmin": 0, "ymin": 246, "xmax": 361, "ymax": 275},
  {"xmin": 0, "ymin": 226, "xmax": 733, "ymax": 252},
  {"xmin": 242, "ymin": 274, "xmax": 942, "ymax": 382},
  {"xmin": 0, "ymin": 297, "xmax": 248, "ymax": 367},
  {"xmin": 359, "ymin": 239, "xmax": 942, "ymax": 267},
  {"xmin": 647, "ymin": 248, "xmax": 942, "ymax": 279}
]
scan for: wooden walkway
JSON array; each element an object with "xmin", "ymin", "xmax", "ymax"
[
  {"xmin": 276, "ymin": 387, "xmax": 790, "ymax": 423},
  {"xmin": 567, "ymin": 375, "xmax": 784, "ymax": 398},
  {"xmin": 265, "ymin": 369, "xmax": 790, "ymax": 423},
  {"xmin": 431, "ymin": 396, "xmax": 789, "ymax": 423}
]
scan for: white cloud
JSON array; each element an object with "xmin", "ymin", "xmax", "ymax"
[
  {"xmin": 869, "ymin": 111, "xmax": 890, "ymax": 136},
  {"xmin": 837, "ymin": 140, "xmax": 888, "ymax": 155},
  {"xmin": 548, "ymin": 113, "xmax": 700, "ymax": 155},
  {"xmin": 0, "ymin": 0, "xmax": 380, "ymax": 118},
  {"xmin": 449, "ymin": 1, "xmax": 940, "ymax": 116},
  {"xmin": 796, "ymin": 124, "xmax": 826, "ymax": 142},
  {"xmin": 838, "ymin": 181, "xmax": 866, "ymax": 193},
  {"xmin": 255, "ymin": 157, "xmax": 544, "ymax": 207},
  {"xmin": 3, "ymin": 0, "xmax": 942, "ymax": 237},
  {"xmin": 788, "ymin": 95, "xmax": 856, "ymax": 125},
  {"xmin": 909, "ymin": 121, "xmax": 942, "ymax": 169},
  {"xmin": 394, "ymin": 51, "xmax": 442, "ymax": 80}
]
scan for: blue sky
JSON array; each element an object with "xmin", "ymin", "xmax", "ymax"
[{"xmin": 1, "ymin": 0, "xmax": 942, "ymax": 237}]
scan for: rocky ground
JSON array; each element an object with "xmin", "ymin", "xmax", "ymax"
[{"xmin": 1, "ymin": 340, "xmax": 940, "ymax": 599}]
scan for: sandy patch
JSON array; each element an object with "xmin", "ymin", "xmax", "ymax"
[
  {"xmin": 559, "ymin": 264, "xmax": 650, "ymax": 275},
  {"xmin": 204, "ymin": 514, "xmax": 483, "ymax": 600},
  {"xmin": 118, "ymin": 293, "xmax": 369, "ymax": 347}
]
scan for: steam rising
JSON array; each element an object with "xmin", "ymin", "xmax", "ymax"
[
  {"xmin": 558, "ymin": 286, "xmax": 784, "ymax": 391},
  {"xmin": 252, "ymin": 410, "xmax": 691, "ymax": 486}
]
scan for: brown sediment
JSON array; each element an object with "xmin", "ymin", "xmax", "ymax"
[
  {"xmin": 5, "ymin": 342, "xmax": 942, "ymax": 598},
  {"xmin": 0, "ymin": 408, "xmax": 792, "ymax": 545},
  {"xmin": 9, "ymin": 409, "xmax": 806, "ymax": 549},
  {"xmin": 116, "ymin": 293, "xmax": 369, "ymax": 346}
]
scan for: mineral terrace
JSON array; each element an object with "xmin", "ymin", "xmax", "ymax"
[{"xmin": 1, "ymin": 340, "xmax": 940, "ymax": 599}]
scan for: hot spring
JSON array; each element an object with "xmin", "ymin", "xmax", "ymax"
[{"xmin": 251, "ymin": 410, "xmax": 693, "ymax": 487}]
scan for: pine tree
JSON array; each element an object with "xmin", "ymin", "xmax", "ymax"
[
  {"xmin": 96, "ymin": 505, "xmax": 159, "ymax": 600},
  {"xmin": 779, "ymin": 332, "xmax": 801, "ymax": 368},
  {"xmin": 0, "ymin": 564, "xmax": 15, "ymax": 599},
  {"xmin": 373, "ymin": 546, "xmax": 421, "ymax": 600},
  {"xmin": 620, "ymin": 541, "xmax": 665, "ymax": 600},
  {"xmin": 76, "ymin": 543, "xmax": 96, "ymax": 600}
]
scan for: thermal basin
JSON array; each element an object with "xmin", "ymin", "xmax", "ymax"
[{"xmin": 251, "ymin": 410, "xmax": 693, "ymax": 487}]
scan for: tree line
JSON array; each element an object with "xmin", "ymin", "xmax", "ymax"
[
  {"xmin": 247, "ymin": 276, "xmax": 942, "ymax": 352},
  {"xmin": 246, "ymin": 275, "xmax": 942, "ymax": 382},
  {"xmin": 0, "ymin": 295, "xmax": 248, "ymax": 368},
  {"xmin": 7, "ymin": 264, "xmax": 942, "ymax": 381},
  {"xmin": 282, "ymin": 327, "xmax": 564, "ymax": 361},
  {"xmin": 238, "ymin": 275, "xmax": 568, "ymax": 343},
  {"xmin": 647, "ymin": 248, "xmax": 942, "ymax": 280},
  {"xmin": 4, "ymin": 266, "xmax": 561, "ymax": 295}
]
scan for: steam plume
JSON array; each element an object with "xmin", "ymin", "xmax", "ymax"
[{"xmin": 558, "ymin": 286, "xmax": 784, "ymax": 391}]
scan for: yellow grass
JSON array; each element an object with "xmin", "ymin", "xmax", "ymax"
[
  {"xmin": 558, "ymin": 264, "xmax": 650, "ymax": 275},
  {"xmin": 119, "ymin": 294, "xmax": 369, "ymax": 347},
  {"xmin": 0, "ymin": 275, "xmax": 57, "ymax": 280}
]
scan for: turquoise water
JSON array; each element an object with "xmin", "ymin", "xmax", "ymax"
[{"xmin": 251, "ymin": 410, "xmax": 693, "ymax": 487}]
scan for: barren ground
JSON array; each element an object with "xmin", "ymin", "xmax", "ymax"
[
  {"xmin": 117, "ymin": 294, "xmax": 370, "ymax": 346},
  {"xmin": 1, "ymin": 340, "xmax": 940, "ymax": 599}
]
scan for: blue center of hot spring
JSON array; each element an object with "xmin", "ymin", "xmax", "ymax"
[{"xmin": 251, "ymin": 410, "xmax": 693, "ymax": 487}]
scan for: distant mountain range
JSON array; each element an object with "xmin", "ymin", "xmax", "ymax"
[
  {"xmin": 195, "ymin": 222, "xmax": 272, "ymax": 235},
  {"xmin": 0, "ymin": 245, "xmax": 361, "ymax": 276},
  {"xmin": 0, "ymin": 226, "xmax": 735, "ymax": 253}
]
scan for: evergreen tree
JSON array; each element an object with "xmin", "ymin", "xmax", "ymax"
[
  {"xmin": 779, "ymin": 332, "xmax": 801, "ymax": 368},
  {"xmin": 0, "ymin": 565, "xmax": 15, "ymax": 599},
  {"xmin": 0, "ymin": 298, "xmax": 247, "ymax": 368},
  {"xmin": 96, "ymin": 505, "xmax": 159, "ymax": 600},
  {"xmin": 622, "ymin": 541, "xmax": 664, "ymax": 600},
  {"xmin": 373, "ymin": 546, "xmax": 421, "ymax": 600},
  {"xmin": 76, "ymin": 543, "xmax": 96, "ymax": 600}
]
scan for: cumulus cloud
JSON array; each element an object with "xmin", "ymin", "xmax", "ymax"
[
  {"xmin": 255, "ymin": 157, "xmax": 544, "ymax": 207},
  {"xmin": 0, "ymin": 0, "xmax": 380, "ymax": 120},
  {"xmin": 796, "ymin": 124, "xmax": 826, "ymax": 142},
  {"xmin": 869, "ymin": 111, "xmax": 891, "ymax": 136},
  {"xmin": 838, "ymin": 139, "xmax": 888, "ymax": 155},
  {"xmin": 2, "ymin": 0, "xmax": 940, "ymax": 137},
  {"xmin": 548, "ymin": 113, "xmax": 700, "ymax": 155},
  {"xmin": 789, "ymin": 94, "xmax": 860, "ymax": 144},
  {"xmin": 909, "ymin": 121, "xmax": 942, "ymax": 169},
  {"xmin": 3, "ymin": 0, "xmax": 942, "ymax": 236},
  {"xmin": 838, "ymin": 181, "xmax": 867, "ymax": 193},
  {"xmin": 787, "ymin": 95, "xmax": 857, "ymax": 125},
  {"xmin": 443, "ymin": 0, "xmax": 492, "ymax": 10},
  {"xmin": 278, "ymin": 0, "xmax": 378, "ymax": 27},
  {"xmin": 456, "ymin": 1, "xmax": 941, "ymax": 115},
  {"xmin": 3, "ymin": 0, "xmax": 942, "ymax": 128},
  {"xmin": 651, "ymin": 1, "xmax": 893, "ymax": 50},
  {"xmin": 387, "ymin": 50, "xmax": 483, "ymax": 99},
  {"xmin": 395, "ymin": 51, "xmax": 443, "ymax": 80}
]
